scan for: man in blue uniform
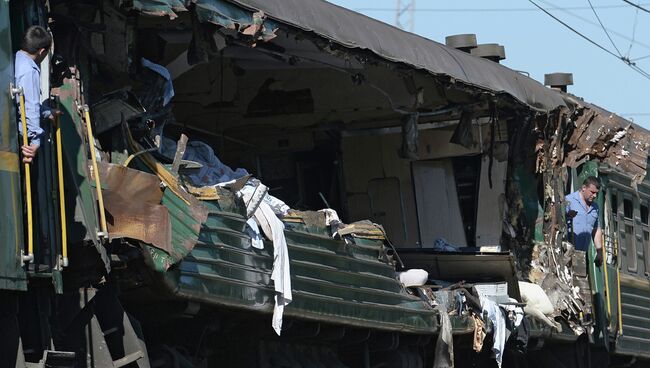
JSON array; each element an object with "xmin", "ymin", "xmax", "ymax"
[
  {"xmin": 565, "ymin": 176, "xmax": 603, "ymax": 267},
  {"xmin": 14, "ymin": 25, "xmax": 57, "ymax": 163}
]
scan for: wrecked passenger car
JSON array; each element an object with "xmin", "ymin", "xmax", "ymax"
[{"xmin": 2, "ymin": 1, "xmax": 650, "ymax": 367}]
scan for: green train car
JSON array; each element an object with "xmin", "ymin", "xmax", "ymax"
[{"xmin": 2, "ymin": 1, "xmax": 650, "ymax": 368}]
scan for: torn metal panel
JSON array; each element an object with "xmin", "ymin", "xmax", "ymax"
[
  {"xmin": 193, "ymin": 0, "xmax": 278, "ymax": 43},
  {"xmin": 156, "ymin": 198, "xmax": 438, "ymax": 334},
  {"xmin": 96, "ymin": 162, "xmax": 173, "ymax": 254},
  {"xmin": 565, "ymin": 102, "xmax": 650, "ymax": 184},
  {"xmin": 144, "ymin": 186, "xmax": 209, "ymax": 272},
  {"xmin": 122, "ymin": 0, "xmax": 187, "ymax": 19}
]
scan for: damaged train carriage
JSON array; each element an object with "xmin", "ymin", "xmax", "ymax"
[{"xmin": 3, "ymin": 0, "xmax": 650, "ymax": 367}]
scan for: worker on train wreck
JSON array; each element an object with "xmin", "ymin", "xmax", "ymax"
[{"xmin": 565, "ymin": 176, "xmax": 604, "ymax": 268}]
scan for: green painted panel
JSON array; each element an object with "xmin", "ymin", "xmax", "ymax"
[
  {"xmin": 145, "ymin": 187, "xmax": 206, "ymax": 272},
  {"xmin": 578, "ymin": 162, "xmax": 610, "ymax": 344},
  {"xmin": 0, "ymin": 0, "xmax": 27, "ymax": 291},
  {"xmin": 152, "ymin": 190, "xmax": 437, "ymax": 333},
  {"xmin": 511, "ymin": 164, "xmax": 544, "ymax": 242},
  {"xmin": 617, "ymin": 284, "xmax": 650, "ymax": 356},
  {"xmin": 57, "ymin": 79, "xmax": 109, "ymax": 271}
]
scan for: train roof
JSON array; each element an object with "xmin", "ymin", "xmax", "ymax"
[{"xmin": 126, "ymin": 0, "xmax": 567, "ymax": 112}]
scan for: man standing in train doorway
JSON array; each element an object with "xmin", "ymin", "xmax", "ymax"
[{"xmin": 565, "ymin": 176, "xmax": 604, "ymax": 268}]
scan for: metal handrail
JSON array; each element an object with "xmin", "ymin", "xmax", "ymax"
[
  {"xmin": 82, "ymin": 105, "xmax": 108, "ymax": 239},
  {"xmin": 54, "ymin": 97, "xmax": 68, "ymax": 267},
  {"xmin": 12, "ymin": 86, "xmax": 34, "ymax": 263}
]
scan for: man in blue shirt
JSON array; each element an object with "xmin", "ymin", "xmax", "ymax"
[
  {"xmin": 14, "ymin": 25, "xmax": 58, "ymax": 163},
  {"xmin": 566, "ymin": 176, "xmax": 603, "ymax": 267}
]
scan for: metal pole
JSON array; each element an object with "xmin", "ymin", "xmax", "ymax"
[
  {"xmin": 54, "ymin": 98, "xmax": 68, "ymax": 267},
  {"xmin": 14, "ymin": 87, "xmax": 34, "ymax": 263},
  {"xmin": 82, "ymin": 105, "xmax": 108, "ymax": 238}
]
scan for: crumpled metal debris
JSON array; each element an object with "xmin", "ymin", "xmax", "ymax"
[
  {"xmin": 547, "ymin": 98, "xmax": 650, "ymax": 186},
  {"xmin": 529, "ymin": 241, "xmax": 586, "ymax": 335},
  {"xmin": 97, "ymin": 162, "xmax": 173, "ymax": 254}
]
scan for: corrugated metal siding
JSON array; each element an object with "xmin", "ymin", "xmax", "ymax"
[
  {"xmin": 160, "ymin": 196, "xmax": 438, "ymax": 334},
  {"xmin": 617, "ymin": 283, "xmax": 650, "ymax": 357}
]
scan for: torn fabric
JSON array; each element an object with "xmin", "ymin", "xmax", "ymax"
[
  {"xmin": 480, "ymin": 296, "xmax": 506, "ymax": 368},
  {"xmin": 240, "ymin": 188, "xmax": 292, "ymax": 335},
  {"xmin": 433, "ymin": 291, "xmax": 454, "ymax": 368}
]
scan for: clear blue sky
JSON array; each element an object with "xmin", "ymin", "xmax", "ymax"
[{"xmin": 327, "ymin": 0, "xmax": 650, "ymax": 129}]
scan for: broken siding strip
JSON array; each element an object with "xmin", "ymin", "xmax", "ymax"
[
  {"xmin": 125, "ymin": 0, "xmax": 187, "ymax": 19},
  {"xmin": 145, "ymin": 187, "xmax": 208, "ymax": 272},
  {"xmin": 561, "ymin": 96, "xmax": 650, "ymax": 184},
  {"xmin": 192, "ymin": 0, "xmax": 278, "ymax": 42}
]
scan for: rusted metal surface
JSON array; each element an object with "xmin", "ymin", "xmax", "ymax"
[
  {"xmin": 563, "ymin": 98, "xmax": 650, "ymax": 185},
  {"xmin": 97, "ymin": 162, "xmax": 173, "ymax": 254},
  {"xmin": 537, "ymin": 96, "xmax": 650, "ymax": 185}
]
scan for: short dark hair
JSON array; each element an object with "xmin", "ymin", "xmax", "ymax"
[
  {"xmin": 583, "ymin": 176, "xmax": 601, "ymax": 189},
  {"xmin": 21, "ymin": 25, "xmax": 52, "ymax": 54}
]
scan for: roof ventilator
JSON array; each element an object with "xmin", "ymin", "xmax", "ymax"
[
  {"xmin": 544, "ymin": 73, "xmax": 573, "ymax": 93},
  {"xmin": 445, "ymin": 34, "xmax": 478, "ymax": 53},
  {"xmin": 470, "ymin": 44, "xmax": 506, "ymax": 63}
]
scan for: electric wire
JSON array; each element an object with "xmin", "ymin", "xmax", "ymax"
[
  {"xmin": 586, "ymin": 0, "xmax": 623, "ymax": 56},
  {"xmin": 626, "ymin": 3, "xmax": 640, "ymax": 57},
  {"xmin": 529, "ymin": 0, "xmax": 650, "ymax": 81},
  {"xmin": 538, "ymin": 0, "xmax": 650, "ymax": 52},
  {"xmin": 356, "ymin": 1, "xmax": 650, "ymax": 54},
  {"xmin": 354, "ymin": 4, "xmax": 650, "ymax": 12},
  {"xmin": 529, "ymin": 0, "xmax": 621, "ymax": 59},
  {"xmin": 622, "ymin": 0, "xmax": 650, "ymax": 13}
]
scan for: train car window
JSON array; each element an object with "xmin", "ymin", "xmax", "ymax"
[
  {"xmin": 611, "ymin": 193, "xmax": 618, "ymax": 234},
  {"xmin": 624, "ymin": 199, "xmax": 633, "ymax": 219},
  {"xmin": 621, "ymin": 197, "xmax": 638, "ymax": 273},
  {"xmin": 643, "ymin": 204, "xmax": 650, "ymax": 274},
  {"xmin": 623, "ymin": 224, "xmax": 638, "ymax": 273}
]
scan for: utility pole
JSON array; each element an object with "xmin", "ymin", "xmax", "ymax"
[{"xmin": 395, "ymin": 0, "xmax": 415, "ymax": 32}]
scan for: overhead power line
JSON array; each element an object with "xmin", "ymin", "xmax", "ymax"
[
  {"xmin": 528, "ymin": 0, "xmax": 650, "ymax": 81},
  {"xmin": 625, "ymin": 3, "xmax": 640, "ymax": 57},
  {"xmin": 538, "ymin": 0, "xmax": 650, "ymax": 52},
  {"xmin": 586, "ymin": 0, "xmax": 623, "ymax": 56},
  {"xmin": 528, "ymin": 1, "xmax": 621, "ymax": 58},
  {"xmin": 357, "ymin": 2, "xmax": 650, "ymax": 54},
  {"xmin": 622, "ymin": 0, "xmax": 650, "ymax": 13},
  {"xmin": 355, "ymin": 4, "xmax": 650, "ymax": 12}
]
